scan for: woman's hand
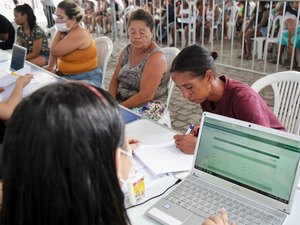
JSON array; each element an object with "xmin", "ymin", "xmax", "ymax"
[
  {"xmin": 202, "ymin": 209, "xmax": 234, "ymax": 225},
  {"xmin": 173, "ymin": 134, "xmax": 197, "ymax": 154},
  {"xmin": 15, "ymin": 74, "xmax": 33, "ymax": 88}
]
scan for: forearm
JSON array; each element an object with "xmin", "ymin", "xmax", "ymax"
[
  {"xmin": 121, "ymin": 93, "xmax": 153, "ymax": 109},
  {"xmin": 0, "ymin": 83, "xmax": 24, "ymax": 120}
]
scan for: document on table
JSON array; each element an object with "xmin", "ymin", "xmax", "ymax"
[
  {"xmin": 0, "ymin": 63, "xmax": 31, "ymax": 87},
  {"xmin": 133, "ymin": 142, "xmax": 194, "ymax": 176}
]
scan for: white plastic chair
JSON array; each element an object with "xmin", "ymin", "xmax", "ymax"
[
  {"xmin": 227, "ymin": 4, "xmax": 240, "ymax": 40},
  {"xmin": 251, "ymin": 71, "xmax": 300, "ymax": 135},
  {"xmin": 157, "ymin": 47, "xmax": 180, "ymax": 128},
  {"xmin": 175, "ymin": 0, "xmax": 198, "ymax": 48},
  {"xmin": 263, "ymin": 15, "xmax": 283, "ymax": 60},
  {"xmin": 45, "ymin": 26, "xmax": 57, "ymax": 45},
  {"xmin": 94, "ymin": 36, "xmax": 113, "ymax": 89}
]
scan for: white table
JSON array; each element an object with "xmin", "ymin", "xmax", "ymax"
[
  {"xmin": 125, "ymin": 119, "xmax": 300, "ymax": 225},
  {"xmin": 0, "ymin": 50, "xmax": 62, "ymax": 100}
]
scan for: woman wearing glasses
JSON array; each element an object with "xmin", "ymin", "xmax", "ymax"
[{"xmin": 109, "ymin": 9, "xmax": 168, "ymax": 120}]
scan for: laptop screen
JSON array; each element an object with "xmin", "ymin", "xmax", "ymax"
[
  {"xmin": 10, "ymin": 44, "xmax": 27, "ymax": 71},
  {"xmin": 194, "ymin": 115, "xmax": 300, "ymax": 204}
]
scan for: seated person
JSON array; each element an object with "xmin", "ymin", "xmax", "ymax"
[
  {"xmin": 14, "ymin": 4, "xmax": 50, "ymax": 67},
  {"xmin": 95, "ymin": 0, "xmax": 110, "ymax": 34},
  {"xmin": 205, "ymin": 0, "xmax": 221, "ymax": 43},
  {"xmin": 0, "ymin": 82, "xmax": 136, "ymax": 224},
  {"xmin": 45, "ymin": 0, "xmax": 102, "ymax": 88},
  {"xmin": 170, "ymin": 0, "xmax": 193, "ymax": 46},
  {"xmin": 109, "ymin": 9, "xmax": 168, "ymax": 120},
  {"xmin": 171, "ymin": 45, "xmax": 285, "ymax": 154},
  {"xmin": 0, "ymin": 14, "xmax": 15, "ymax": 50},
  {"xmin": 238, "ymin": 1, "xmax": 269, "ymax": 60},
  {"xmin": 83, "ymin": 0, "xmax": 96, "ymax": 32},
  {"xmin": 280, "ymin": 1, "xmax": 300, "ymax": 68}
]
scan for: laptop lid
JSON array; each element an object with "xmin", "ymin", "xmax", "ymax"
[
  {"xmin": 119, "ymin": 105, "xmax": 140, "ymax": 124},
  {"xmin": 10, "ymin": 44, "xmax": 27, "ymax": 71},
  {"xmin": 192, "ymin": 112, "xmax": 300, "ymax": 214}
]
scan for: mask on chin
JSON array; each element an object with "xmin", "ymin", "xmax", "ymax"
[{"xmin": 55, "ymin": 23, "xmax": 71, "ymax": 32}]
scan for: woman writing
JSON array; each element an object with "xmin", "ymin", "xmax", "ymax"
[
  {"xmin": 109, "ymin": 9, "xmax": 168, "ymax": 120},
  {"xmin": 45, "ymin": 0, "xmax": 102, "ymax": 88},
  {"xmin": 14, "ymin": 4, "xmax": 49, "ymax": 67},
  {"xmin": 171, "ymin": 45, "xmax": 284, "ymax": 154}
]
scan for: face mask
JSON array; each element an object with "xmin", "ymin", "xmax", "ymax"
[{"xmin": 55, "ymin": 23, "xmax": 71, "ymax": 32}]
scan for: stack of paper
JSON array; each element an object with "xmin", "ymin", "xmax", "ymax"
[{"xmin": 133, "ymin": 142, "xmax": 194, "ymax": 176}]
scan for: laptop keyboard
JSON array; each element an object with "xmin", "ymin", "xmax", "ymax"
[{"xmin": 164, "ymin": 179, "xmax": 284, "ymax": 225}]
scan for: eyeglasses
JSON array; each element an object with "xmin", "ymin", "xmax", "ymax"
[{"xmin": 128, "ymin": 29, "xmax": 149, "ymax": 38}]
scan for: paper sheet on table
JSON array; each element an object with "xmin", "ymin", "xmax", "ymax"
[
  {"xmin": 133, "ymin": 142, "xmax": 194, "ymax": 176},
  {"xmin": 0, "ymin": 64, "xmax": 31, "ymax": 87}
]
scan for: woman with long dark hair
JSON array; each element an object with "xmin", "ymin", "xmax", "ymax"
[
  {"xmin": 14, "ymin": 4, "xmax": 49, "ymax": 67},
  {"xmin": 1, "ymin": 82, "xmax": 133, "ymax": 225}
]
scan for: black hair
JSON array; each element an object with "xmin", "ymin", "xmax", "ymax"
[
  {"xmin": 170, "ymin": 45, "xmax": 218, "ymax": 78},
  {"xmin": 127, "ymin": 8, "xmax": 155, "ymax": 31},
  {"xmin": 14, "ymin": 3, "xmax": 36, "ymax": 30},
  {"xmin": 57, "ymin": 0, "xmax": 84, "ymax": 22},
  {"xmin": 1, "ymin": 82, "xmax": 130, "ymax": 225}
]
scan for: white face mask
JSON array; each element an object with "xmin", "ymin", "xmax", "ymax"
[{"xmin": 55, "ymin": 23, "xmax": 71, "ymax": 32}]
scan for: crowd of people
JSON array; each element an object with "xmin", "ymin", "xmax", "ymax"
[{"xmin": 0, "ymin": 1, "xmax": 293, "ymax": 225}]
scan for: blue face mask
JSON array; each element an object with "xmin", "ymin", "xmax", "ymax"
[{"xmin": 55, "ymin": 23, "xmax": 71, "ymax": 32}]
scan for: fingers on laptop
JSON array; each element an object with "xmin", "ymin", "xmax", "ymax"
[{"xmin": 202, "ymin": 208, "xmax": 234, "ymax": 225}]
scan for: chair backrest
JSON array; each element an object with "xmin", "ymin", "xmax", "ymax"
[
  {"xmin": 270, "ymin": 15, "xmax": 283, "ymax": 39},
  {"xmin": 94, "ymin": 36, "xmax": 113, "ymax": 89},
  {"xmin": 161, "ymin": 47, "xmax": 180, "ymax": 113},
  {"xmin": 45, "ymin": 26, "xmax": 57, "ymax": 45},
  {"xmin": 251, "ymin": 71, "xmax": 300, "ymax": 135}
]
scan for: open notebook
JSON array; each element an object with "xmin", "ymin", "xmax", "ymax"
[{"xmin": 148, "ymin": 112, "xmax": 300, "ymax": 225}]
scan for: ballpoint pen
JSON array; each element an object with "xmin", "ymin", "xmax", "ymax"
[
  {"xmin": 185, "ymin": 123, "xmax": 195, "ymax": 135},
  {"xmin": 11, "ymin": 72, "xmax": 22, "ymax": 77}
]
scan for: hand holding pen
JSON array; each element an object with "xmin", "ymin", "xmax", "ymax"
[
  {"xmin": 185, "ymin": 124, "xmax": 195, "ymax": 135},
  {"xmin": 173, "ymin": 123, "xmax": 198, "ymax": 155}
]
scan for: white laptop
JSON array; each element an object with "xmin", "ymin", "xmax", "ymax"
[
  {"xmin": 147, "ymin": 112, "xmax": 300, "ymax": 225},
  {"xmin": 0, "ymin": 44, "xmax": 27, "ymax": 87}
]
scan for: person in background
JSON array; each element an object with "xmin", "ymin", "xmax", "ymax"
[
  {"xmin": 41, "ymin": 0, "xmax": 56, "ymax": 28},
  {"xmin": 0, "ymin": 82, "xmax": 136, "ymax": 224},
  {"xmin": 238, "ymin": 1, "xmax": 269, "ymax": 60},
  {"xmin": 83, "ymin": 0, "xmax": 96, "ymax": 32},
  {"xmin": 0, "ymin": 14, "xmax": 15, "ymax": 50},
  {"xmin": 109, "ymin": 9, "xmax": 168, "ymax": 120},
  {"xmin": 14, "ymin": 4, "xmax": 50, "ymax": 67},
  {"xmin": 45, "ymin": 0, "xmax": 102, "ymax": 88},
  {"xmin": 280, "ymin": 1, "xmax": 300, "ymax": 69},
  {"xmin": 171, "ymin": 45, "xmax": 284, "ymax": 154}
]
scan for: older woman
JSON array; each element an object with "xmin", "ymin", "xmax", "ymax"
[
  {"xmin": 45, "ymin": 0, "xmax": 102, "ymax": 88},
  {"xmin": 14, "ymin": 4, "xmax": 49, "ymax": 67},
  {"xmin": 109, "ymin": 9, "xmax": 168, "ymax": 120},
  {"xmin": 171, "ymin": 45, "xmax": 284, "ymax": 154}
]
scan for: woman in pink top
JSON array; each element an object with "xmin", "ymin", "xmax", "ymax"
[{"xmin": 170, "ymin": 45, "xmax": 284, "ymax": 154}]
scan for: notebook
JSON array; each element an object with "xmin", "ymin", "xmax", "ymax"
[
  {"xmin": 147, "ymin": 112, "xmax": 300, "ymax": 225},
  {"xmin": 0, "ymin": 44, "xmax": 27, "ymax": 87},
  {"xmin": 119, "ymin": 105, "xmax": 140, "ymax": 124}
]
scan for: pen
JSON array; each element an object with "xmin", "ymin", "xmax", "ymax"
[
  {"xmin": 185, "ymin": 124, "xmax": 195, "ymax": 135},
  {"xmin": 11, "ymin": 72, "xmax": 22, "ymax": 77}
]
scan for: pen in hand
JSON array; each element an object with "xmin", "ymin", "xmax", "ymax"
[{"xmin": 185, "ymin": 124, "xmax": 195, "ymax": 135}]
